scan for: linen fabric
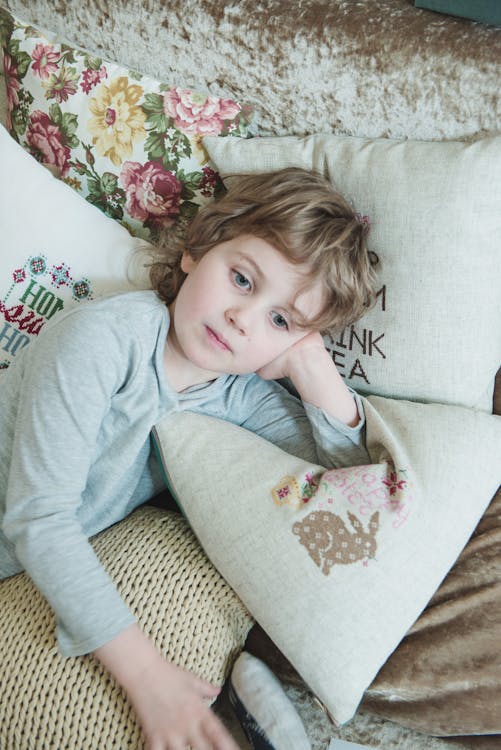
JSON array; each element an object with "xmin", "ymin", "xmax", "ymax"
[
  {"xmin": 0, "ymin": 123, "xmax": 150, "ymax": 373},
  {"xmin": 0, "ymin": 506, "xmax": 254, "ymax": 750},
  {"xmin": 153, "ymin": 403, "xmax": 501, "ymax": 725},
  {"xmin": 203, "ymin": 134, "xmax": 501, "ymax": 412},
  {"xmin": 0, "ymin": 289, "xmax": 367, "ymax": 656},
  {"xmin": 0, "ymin": 6, "xmax": 254, "ymax": 244}
]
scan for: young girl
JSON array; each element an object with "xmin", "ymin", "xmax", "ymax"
[{"xmin": 0, "ymin": 168, "xmax": 377, "ymax": 750}]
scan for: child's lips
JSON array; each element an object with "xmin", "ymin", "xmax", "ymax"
[{"xmin": 205, "ymin": 326, "xmax": 232, "ymax": 352}]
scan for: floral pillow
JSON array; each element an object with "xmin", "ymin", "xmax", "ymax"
[{"xmin": 0, "ymin": 7, "xmax": 254, "ymax": 243}]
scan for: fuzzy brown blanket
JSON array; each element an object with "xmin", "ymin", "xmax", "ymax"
[{"xmin": 3, "ymin": 0, "xmax": 501, "ymax": 141}]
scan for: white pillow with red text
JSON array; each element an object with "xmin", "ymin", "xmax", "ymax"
[{"xmin": 0, "ymin": 123, "xmax": 150, "ymax": 374}]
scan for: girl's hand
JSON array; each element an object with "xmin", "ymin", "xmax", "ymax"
[
  {"xmin": 256, "ymin": 330, "xmax": 327, "ymax": 382},
  {"xmin": 256, "ymin": 331, "xmax": 360, "ymax": 427},
  {"xmin": 94, "ymin": 624, "xmax": 241, "ymax": 750},
  {"xmin": 127, "ymin": 658, "xmax": 239, "ymax": 750}
]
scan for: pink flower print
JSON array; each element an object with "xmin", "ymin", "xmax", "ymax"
[
  {"xmin": 120, "ymin": 160, "xmax": 183, "ymax": 227},
  {"xmin": 301, "ymin": 472, "xmax": 319, "ymax": 503},
  {"xmin": 200, "ymin": 166, "xmax": 220, "ymax": 197},
  {"xmin": 72, "ymin": 279, "xmax": 92, "ymax": 301},
  {"xmin": 383, "ymin": 472, "xmax": 407, "ymax": 496},
  {"xmin": 4, "ymin": 54, "xmax": 20, "ymax": 127},
  {"xmin": 163, "ymin": 87, "xmax": 241, "ymax": 136},
  {"xmin": 13, "ymin": 268, "xmax": 26, "ymax": 284},
  {"xmin": 26, "ymin": 111, "xmax": 71, "ymax": 177},
  {"xmin": 42, "ymin": 66, "xmax": 79, "ymax": 103},
  {"xmin": 29, "ymin": 256, "xmax": 47, "ymax": 275},
  {"xmin": 31, "ymin": 43, "xmax": 60, "ymax": 80},
  {"xmin": 51, "ymin": 263, "xmax": 72, "ymax": 288},
  {"xmin": 80, "ymin": 65, "xmax": 108, "ymax": 94},
  {"xmin": 276, "ymin": 485, "xmax": 290, "ymax": 500}
]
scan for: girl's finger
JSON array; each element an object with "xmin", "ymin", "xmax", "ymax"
[
  {"xmin": 191, "ymin": 675, "xmax": 221, "ymax": 698},
  {"xmin": 186, "ymin": 727, "xmax": 214, "ymax": 750},
  {"xmin": 203, "ymin": 712, "xmax": 241, "ymax": 750}
]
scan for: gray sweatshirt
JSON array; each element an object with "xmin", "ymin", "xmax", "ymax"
[{"xmin": 0, "ymin": 290, "xmax": 368, "ymax": 656}]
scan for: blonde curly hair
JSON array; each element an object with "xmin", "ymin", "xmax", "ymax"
[{"xmin": 149, "ymin": 167, "xmax": 378, "ymax": 333}]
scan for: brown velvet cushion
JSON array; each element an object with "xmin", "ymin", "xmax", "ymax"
[{"xmin": 362, "ymin": 484, "xmax": 501, "ymax": 737}]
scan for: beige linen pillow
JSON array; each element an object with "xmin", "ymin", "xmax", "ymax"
[
  {"xmin": 153, "ymin": 401, "xmax": 501, "ymax": 726},
  {"xmin": 0, "ymin": 506, "xmax": 253, "ymax": 750},
  {"xmin": 203, "ymin": 134, "xmax": 501, "ymax": 412}
]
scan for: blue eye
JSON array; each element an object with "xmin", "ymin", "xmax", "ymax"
[
  {"xmin": 271, "ymin": 312, "xmax": 289, "ymax": 330},
  {"xmin": 233, "ymin": 271, "xmax": 251, "ymax": 290}
]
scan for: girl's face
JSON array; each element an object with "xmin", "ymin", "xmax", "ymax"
[{"xmin": 166, "ymin": 235, "xmax": 325, "ymax": 384}]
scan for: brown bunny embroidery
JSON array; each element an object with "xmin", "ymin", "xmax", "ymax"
[{"xmin": 292, "ymin": 510, "xmax": 379, "ymax": 575}]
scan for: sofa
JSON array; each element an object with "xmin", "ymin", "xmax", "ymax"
[{"xmin": 1, "ymin": 1, "xmax": 500, "ymax": 749}]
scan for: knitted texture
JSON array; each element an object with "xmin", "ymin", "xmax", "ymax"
[{"xmin": 0, "ymin": 506, "xmax": 253, "ymax": 749}]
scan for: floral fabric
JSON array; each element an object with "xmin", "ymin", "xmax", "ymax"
[{"xmin": 0, "ymin": 8, "xmax": 254, "ymax": 242}]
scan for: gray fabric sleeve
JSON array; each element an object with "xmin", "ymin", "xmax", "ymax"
[
  {"xmin": 302, "ymin": 393, "xmax": 370, "ymax": 468},
  {"xmin": 2, "ymin": 309, "xmax": 136, "ymax": 656},
  {"xmin": 226, "ymin": 375, "xmax": 369, "ymax": 468}
]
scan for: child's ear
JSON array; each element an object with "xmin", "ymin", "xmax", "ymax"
[{"xmin": 180, "ymin": 250, "xmax": 197, "ymax": 274}]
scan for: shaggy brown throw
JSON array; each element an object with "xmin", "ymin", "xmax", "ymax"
[{"xmin": 4, "ymin": 0, "xmax": 501, "ymax": 140}]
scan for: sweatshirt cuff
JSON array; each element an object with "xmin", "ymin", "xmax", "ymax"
[
  {"xmin": 303, "ymin": 387, "xmax": 366, "ymax": 436},
  {"xmin": 56, "ymin": 610, "xmax": 136, "ymax": 657}
]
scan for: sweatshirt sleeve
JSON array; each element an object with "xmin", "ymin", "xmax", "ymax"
[
  {"xmin": 225, "ymin": 375, "xmax": 370, "ymax": 468},
  {"xmin": 2, "ymin": 307, "xmax": 136, "ymax": 656}
]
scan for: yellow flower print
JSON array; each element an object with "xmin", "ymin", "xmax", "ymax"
[
  {"xmin": 87, "ymin": 77, "xmax": 146, "ymax": 166},
  {"xmin": 62, "ymin": 176, "xmax": 82, "ymax": 191},
  {"xmin": 191, "ymin": 135, "xmax": 209, "ymax": 165}
]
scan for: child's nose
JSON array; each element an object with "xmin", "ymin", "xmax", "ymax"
[{"xmin": 225, "ymin": 307, "xmax": 251, "ymax": 336}]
